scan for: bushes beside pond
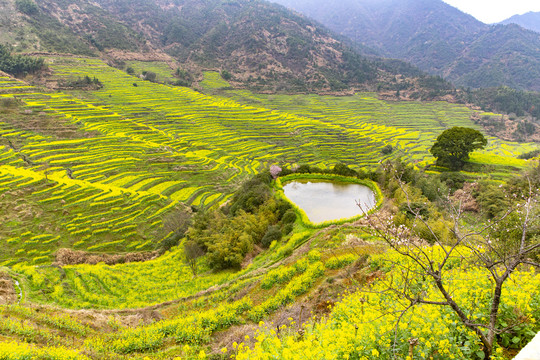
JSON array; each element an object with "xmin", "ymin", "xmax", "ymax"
[
  {"xmin": 280, "ymin": 162, "xmax": 377, "ymax": 181},
  {"xmin": 186, "ymin": 172, "xmax": 294, "ymax": 270}
]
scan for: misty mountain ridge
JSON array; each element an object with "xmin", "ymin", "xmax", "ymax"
[
  {"xmin": 271, "ymin": 0, "xmax": 540, "ymax": 91},
  {"xmin": 500, "ymin": 11, "xmax": 540, "ymax": 33}
]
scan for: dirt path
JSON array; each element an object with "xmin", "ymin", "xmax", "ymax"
[{"xmin": 0, "ymin": 272, "xmax": 18, "ymax": 305}]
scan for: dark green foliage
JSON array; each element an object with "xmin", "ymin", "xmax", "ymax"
[
  {"xmin": 439, "ymin": 172, "xmax": 466, "ymax": 192},
  {"xmin": 273, "ymin": 0, "xmax": 540, "ymax": 91},
  {"xmin": 173, "ymin": 68, "xmax": 193, "ymax": 87},
  {"xmin": 399, "ymin": 201, "xmax": 429, "ymax": 219},
  {"xmin": 415, "ymin": 175, "xmax": 447, "ymax": 201},
  {"xmin": 518, "ymin": 150, "xmax": 540, "ymax": 160},
  {"xmin": 381, "ymin": 144, "xmax": 393, "ymax": 155},
  {"xmin": 295, "ymin": 164, "xmax": 313, "ymax": 174},
  {"xmin": 281, "ymin": 209, "xmax": 297, "ymax": 225},
  {"xmin": 187, "ymin": 173, "xmax": 284, "ymax": 269},
  {"xmin": 506, "ymin": 164, "xmax": 540, "ymax": 198},
  {"xmin": 142, "ymin": 71, "xmax": 157, "ymax": 82},
  {"xmin": 430, "ymin": 127, "xmax": 487, "ymax": 170},
  {"xmin": 261, "ymin": 225, "xmax": 282, "ymax": 248},
  {"xmin": 282, "ymin": 223, "xmax": 294, "ymax": 235},
  {"xmin": 475, "ymin": 183, "xmax": 509, "ymax": 218},
  {"xmin": 160, "ymin": 234, "xmax": 181, "ymax": 254},
  {"xmin": 461, "ymin": 86, "xmax": 540, "ymax": 120},
  {"xmin": 15, "ymin": 0, "xmax": 39, "ymax": 15},
  {"xmin": 275, "ymin": 200, "xmax": 293, "ymax": 220},
  {"xmin": 228, "ymin": 172, "xmax": 272, "ymax": 216},
  {"xmin": 59, "ymin": 76, "xmax": 103, "ymax": 89},
  {"xmin": 489, "ymin": 211, "xmax": 540, "ymax": 256},
  {"xmin": 126, "ymin": 67, "xmax": 135, "ymax": 75},
  {"xmin": 292, "ymin": 163, "xmax": 359, "ymax": 177},
  {"xmin": 418, "ymin": 75, "xmax": 454, "ymax": 95},
  {"xmin": 221, "ymin": 70, "xmax": 232, "ymax": 81},
  {"xmin": 24, "ymin": 0, "xmax": 141, "ymax": 53},
  {"xmin": 374, "ymin": 58, "xmax": 424, "ymax": 78},
  {"xmin": 24, "ymin": 12, "xmax": 96, "ymax": 56},
  {"xmin": 331, "ymin": 163, "xmax": 358, "ymax": 177},
  {"xmin": 0, "ymin": 44, "xmax": 45, "ymax": 76},
  {"xmin": 85, "ymin": 0, "xmax": 388, "ymax": 92}
]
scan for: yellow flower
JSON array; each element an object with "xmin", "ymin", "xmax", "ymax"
[{"xmin": 372, "ymin": 349, "xmax": 380, "ymax": 357}]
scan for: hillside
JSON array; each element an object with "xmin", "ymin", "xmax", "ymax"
[
  {"xmin": 500, "ymin": 11, "xmax": 540, "ymax": 33},
  {"xmin": 0, "ymin": 0, "xmax": 393, "ymax": 92},
  {"xmin": 271, "ymin": 0, "xmax": 540, "ymax": 91}
]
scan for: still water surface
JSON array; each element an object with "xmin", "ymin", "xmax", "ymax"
[{"xmin": 282, "ymin": 180, "xmax": 376, "ymax": 223}]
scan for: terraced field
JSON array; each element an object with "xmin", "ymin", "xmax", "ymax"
[
  {"xmin": 0, "ymin": 57, "xmax": 536, "ymax": 266},
  {"xmin": 204, "ymin": 72, "xmax": 537, "ymax": 164},
  {"xmin": 0, "ymin": 58, "xmax": 539, "ymax": 360}
]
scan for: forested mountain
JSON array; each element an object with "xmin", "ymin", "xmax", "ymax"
[
  {"xmin": 500, "ymin": 12, "xmax": 540, "ymax": 33},
  {"xmin": 271, "ymin": 0, "xmax": 540, "ymax": 91},
  {"xmin": 2, "ymin": 0, "xmax": 440, "ymax": 92}
]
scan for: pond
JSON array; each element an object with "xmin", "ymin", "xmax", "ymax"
[{"xmin": 282, "ymin": 180, "xmax": 376, "ymax": 224}]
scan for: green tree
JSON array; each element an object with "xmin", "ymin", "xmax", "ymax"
[
  {"xmin": 0, "ymin": 44, "xmax": 44, "ymax": 76},
  {"xmin": 221, "ymin": 70, "xmax": 232, "ymax": 81},
  {"xmin": 430, "ymin": 127, "xmax": 487, "ymax": 170}
]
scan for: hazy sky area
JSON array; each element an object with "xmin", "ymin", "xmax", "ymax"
[{"xmin": 442, "ymin": 0, "xmax": 540, "ymax": 23}]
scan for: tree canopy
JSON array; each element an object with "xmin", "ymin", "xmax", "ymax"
[
  {"xmin": 0, "ymin": 44, "xmax": 45, "ymax": 76},
  {"xmin": 430, "ymin": 127, "xmax": 487, "ymax": 170}
]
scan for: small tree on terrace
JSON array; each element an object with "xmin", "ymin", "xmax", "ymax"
[
  {"xmin": 184, "ymin": 240, "xmax": 204, "ymax": 276},
  {"xmin": 430, "ymin": 127, "xmax": 487, "ymax": 170}
]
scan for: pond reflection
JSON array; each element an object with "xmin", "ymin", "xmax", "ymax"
[{"xmin": 282, "ymin": 180, "xmax": 376, "ymax": 223}]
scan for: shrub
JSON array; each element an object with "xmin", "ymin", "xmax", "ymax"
[
  {"xmin": 439, "ymin": 172, "xmax": 466, "ymax": 191},
  {"xmin": 518, "ymin": 149, "xmax": 540, "ymax": 160},
  {"xmin": 0, "ymin": 44, "xmax": 44, "ymax": 76},
  {"xmin": 59, "ymin": 76, "xmax": 102, "ymax": 90},
  {"xmin": 332, "ymin": 163, "xmax": 357, "ymax": 177},
  {"xmin": 281, "ymin": 209, "xmax": 297, "ymax": 224},
  {"xmin": 228, "ymin": 172, "xmax": 272, "ymax": 215},
  {"xmin": 221, "ymin": 70, "xmax": 232, "ymax": 80},
  {"xmin": 475, "ymin": 183, "xmax": 509, "ymax": 218},
  {"xmin": 261, "ymin": 225, "xmax": 282, "ymax": 248},
  {"xmin": 381, "ymin": 144, "xmax": 393, "ymax": 155},
  {"xmin": 276, "ymin": 200, "xmax": 292, "ymax": 220},
  {"xmin": 142, "ymin": 71, "xmax": 157, "ymax": 82},
  {"xmin": 282, "ymin": 223, "xmax": 294, "ymax": 235}
]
